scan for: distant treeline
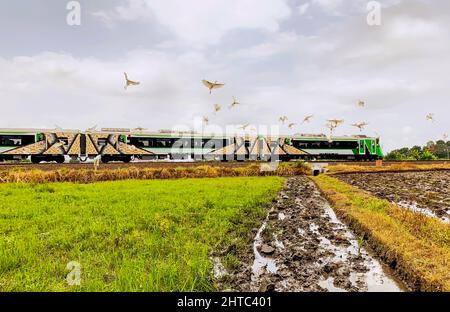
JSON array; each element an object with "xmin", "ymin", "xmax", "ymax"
[{"xmin": 385, "ymin": 140, "xmax": 450, "ymax": 160}]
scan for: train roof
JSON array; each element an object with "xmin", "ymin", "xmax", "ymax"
[
  {"xmin": 0, "ymin": 128, "xmax": 378, "ymax": 141},
  {"xmin": 0, "ymin": 128, "xmax": 80, "ymax": 134}
]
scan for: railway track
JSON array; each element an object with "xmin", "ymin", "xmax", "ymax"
[{"xmin": 0, "ymin": 160, "xmax": 448, "ymax": 171}]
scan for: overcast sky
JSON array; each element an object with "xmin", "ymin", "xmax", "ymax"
[{"xmin": 0, "ymin": 0, "xmax": 449, "ymax": 151}]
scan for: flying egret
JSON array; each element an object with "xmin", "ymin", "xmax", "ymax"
[
  {"xmin": 229, "ymin": 96, "xmax": 240, "ymax": 109},
  {"xmin": 214, "ymin": 104, "xmax": 222, "ymax": 113},
  {"xmin": 351, "ymin": 122, "xmax": 369, "ymax": 132},
  {"xmin": 279, "ymin": 116, "xmax": 288, "ymax": 124},
  {"xmin": 87, "ymin": 125, "xmax": 97, "ymax": 132},
  {"xmin": 202, "ymin": 79, "xmax": 225, "ymax": 94},
  {"xmin": 239, "ymin": 123, "xmax": 250, "ymax": 131},
  {"xmin": 327, "ymin": 119, "xmax": 344, "ymax": 128},
  {"xmin": 426, "ymin": 113, "xmax": 435, "ymax": 122},
  {"xmin": 302, "ymin": 115, "xmax": 314, "ymax": 124},
  {"xmin": 124, "ymin": 72, "xmax": 140, "ymax": 90}
]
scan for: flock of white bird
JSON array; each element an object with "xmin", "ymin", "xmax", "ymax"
[
  {"xmin": 121, "ymin": 74, "xmax": 447, "ymax": 142},
  {"xmin": 199, "ymin": 79, "xmax": 374, "ymax": 142}
]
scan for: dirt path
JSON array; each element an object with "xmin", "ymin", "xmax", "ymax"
[
  {"xmin": 335, "ymin": 171, "xmax": 450, "ymax": 222},
  {"xmin": 223, "ymin": 176, "xmax": 404, "ymax": 292}
]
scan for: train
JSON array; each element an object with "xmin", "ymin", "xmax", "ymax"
[{"xmin": 0, "ymin": 128, "xmax": 383, "ymax": 163}]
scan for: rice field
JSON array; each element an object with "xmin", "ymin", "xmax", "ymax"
[
  {"xmin": 0, "ymin": 176, "xmax": 284, "ymax": 291},
  {"xmin": 0, "ymin": 162, "xmax": 309, "ymax": 184}
]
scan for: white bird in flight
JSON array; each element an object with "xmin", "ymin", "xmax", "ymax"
[
  {"xmin": 326, "ymin": 134, "xmax": 333, "ymax": 143},
  {"xmin": 279, "ymin": 116, "xmax": 288, "ymax": 124},
  {"xmin": 288, "ymin": 123, "xmax": 296, "ymax": 129},
  {"xmin": 202, "ymin": 116, "xmax": 209, "ymax": 125},
  {"xmin": 213, "ymin": 104, "xmax": 222, "ymax": 113},
  {"xmin": 326, "ymin": 119, "xmax": 344, "ymax": 133},
  {"xmin": 351, "ymin": 122, "xmax": 369, "ymax": 132},
  {"xmin": 358, "ymin": 100, "xmax": 365, "ymax": 107},
  {"xmin": 302, "ymin": 115, "xmax": 314, "ymax": 124},
  {"xmin": 124, "ymin": 72, "xmax": 140, "ymax": 90},
  {"xmin": 87, "ymin": 125, "xmax": 97, "ymax": 132},
  {"xmin": 239, "ymin": 123, "xmax": 250, "ymax": 131},
  {"xmin": 202, "ymin": 80, "xmax": 225, "ymax": 94},
  {"xmin": 327, "ymin": 119, "xmax": 344, "ymax": 127},
  {"xmin": 229, "ymin": 96, "xmax": 240, "ymax": 109},
  {"xmin": 426, "ymin": 113, "xmax": 435, "ymax": 122}
]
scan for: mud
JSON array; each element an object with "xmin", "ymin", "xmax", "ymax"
[
  {"xmin": 220, "ymin": 176, "xmax": 404, "ymax": 292},
  {"xmin": 336, "ymin": 170, "xmax": 450, "ymax": 222}
]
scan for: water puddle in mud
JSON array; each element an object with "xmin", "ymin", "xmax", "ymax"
[
  {"xmin": 212, "ymin": 257, "xmax": 227, "ymax": 279},
  {"xmin": 396, "ymin": 200, "xmax": 450, "ymax": 224},
  {"xmin": 318, "ymin": 202, "xmax": 402, "ymax": 292},
  {"xmin": 319, "ymin": 277, "xmax": 347, "ymax": 292},
  {"xmin": 273, "ymin": 234, "xmax": 285, "ymax": 249},
  {"xmin": 251, "ymin": 220, "xmax": 278, "ymax": 279}
]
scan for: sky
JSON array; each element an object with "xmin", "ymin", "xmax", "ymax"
[{"xmin": 0, "ymin": 0, "xmax": 449, "ymax": 152}]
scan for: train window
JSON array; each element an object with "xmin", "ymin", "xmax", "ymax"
[
  {"xmin": 138, "ymin": 139, "xmax": 149, "ymax": 147},
  {"xmin": 97, "ymin": 138, "xmax": 108, "ymax": 146},
  {"xmin": 192, "ymin": 139, "xmax": 203, "ymax": 148},
  {"xmin": 203, "ymin": 139, "xmax": 224, "ymax": 149},
  {"xmin": 153, "ymin": 138, "xmax": 174, "ymax": 148},
  {"xmin": 0, "ymin": 135, "xmax": 34, "ymax": 147}
]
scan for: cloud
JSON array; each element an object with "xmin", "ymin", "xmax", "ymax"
[
  {"xmin": 229, "ymin": 32, "xmax": 301, "ymax": 60},
  {"xmin": 298, "ymin": 3, "xmax": 310, "ymax": 16},
  {"xmin": 91, "ymin": 0, "xmax": 154, "ymax": 27},
  {"xmin": 92, "ymin": 0, "xmax": 292, "ymax": 45}
]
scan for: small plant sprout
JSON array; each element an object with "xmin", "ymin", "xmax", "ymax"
[{"xmin": 357, "ymin": 235, "xmax": 365, "ymax": 255}]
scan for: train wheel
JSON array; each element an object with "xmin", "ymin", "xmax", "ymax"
[
  {"xmin": 55, "ymin": 156, "xmax": 65, "ymax": 164},
  {"xmin": 31, "ymin": 155, "xmax": 41, "ymax": 164}
]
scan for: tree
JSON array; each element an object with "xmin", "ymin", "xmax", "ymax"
[{"xmin": 420, "ymin": 150, "xmax": 437, "ymax": 160}]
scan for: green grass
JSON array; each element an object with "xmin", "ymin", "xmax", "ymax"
[{"xmin": 0, "ymin": 176, "xmax": 284, "ymax": 291}]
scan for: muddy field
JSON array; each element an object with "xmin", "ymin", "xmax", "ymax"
[
  {"xmin": 219, "ymin": 176, "xmax": 404, "ymax": 292},
  {"xmin": 336, "ymin": 170, "xmax": 450, "ymax": 222}
]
